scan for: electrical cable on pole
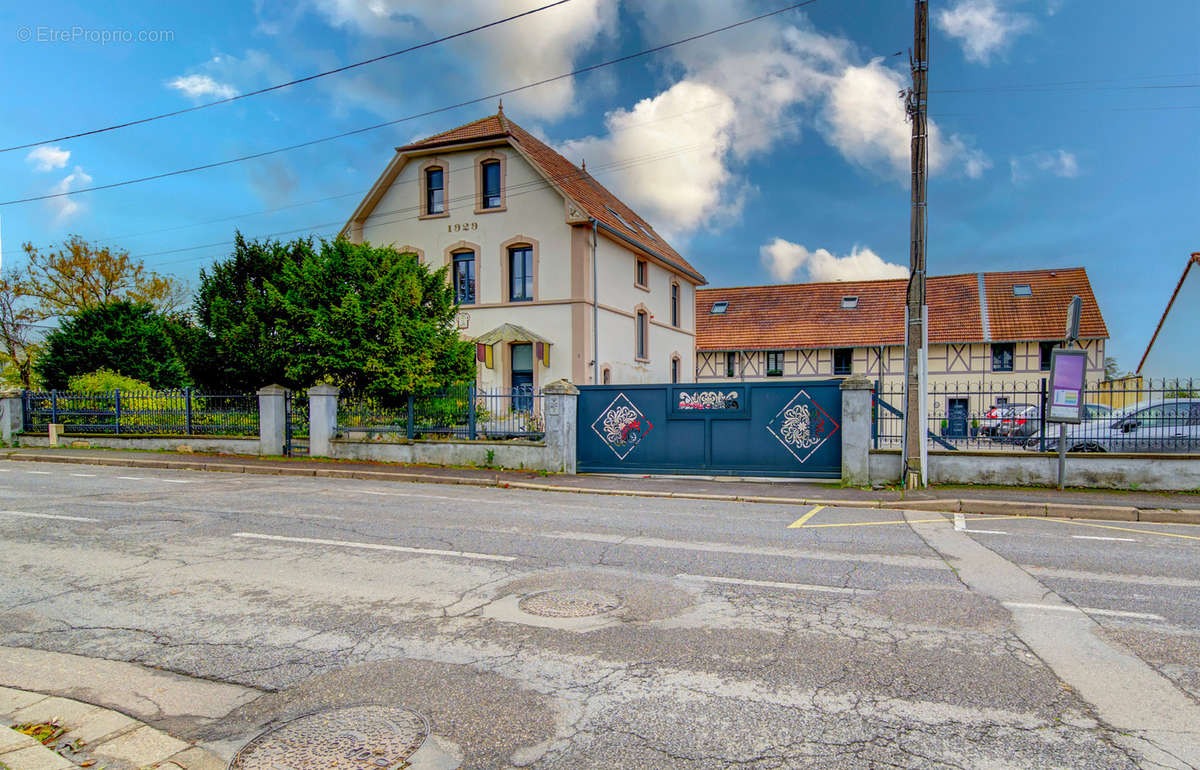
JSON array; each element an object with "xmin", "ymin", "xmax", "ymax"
[
  {"xmin": 902, "ymin": 0, "xmax": 929, "ymax": 490},
  {"xmin": 0, "ymin": 0, "xmax": 821, "ymax": 209},
  {"xmin": 0, "ymin": 0, "xmax": 577, "ymax": 154}
]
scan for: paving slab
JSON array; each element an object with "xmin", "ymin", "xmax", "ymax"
[
  {"xmin": 64, "ymin": 707, "xmax": 137, "ymax": 745},
  {"xmin": 92, "ymin": 725, "xmax": 189, "ymax": 766},
  {"xmin": 1140, "ymin": 508, "xmax": 1200, "ymax": 524},
  {"xmin": 162, "ymin": 746, "xmax": 227, "ymax": 770},
  {"xmin": 0, "ymin": 727, "xmax": 39, "ymax": 753},
  {"xmin": 0, "ymin": 744, "xmax": 73, "ymax": 770},
  {"xmin": 10, "ymin": 696, "xmax": 100, "ymax": 726},
  {"xmin": 0, "ymin": 688, "xmax": 45, "ymax": 714}
]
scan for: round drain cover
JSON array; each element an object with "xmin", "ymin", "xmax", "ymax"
[
  {"xmin": 230, "ymin": 706, "xmax": 428, "ymax": 769},
  {"xmin": 519, "ymin": 588, "xmax": 622, "ymax": 618}
]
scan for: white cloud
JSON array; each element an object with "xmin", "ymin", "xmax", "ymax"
[
  {"xmin": 1010, "ymin": 149, "xmax": 1080, "ymax": 183},
  {"xmin": 824, "ymin": 58, "xmax": 991, "ymax": 180},
  {"xmin": 306, "ymin": 0, "xmax": 617, "ymax": 120},
  {"xmin": 25, "ymin": 145, "xmax": 70, "ymax": 172},
  {"xmin": 558, "ymin": 81, "xmax": 741, "ymax": 238},
  {"xmin": 556, "ymin": 8, "xmax": 990, "ymax": 240},
  {"xmin": 936, "ymin": 0, "xmax": 1034, "ymax": 64},
  {"xmin": 48, "ymin": 166, "xmax": 93, "ymax": 222},
  {"xmin": 168, "ymin": 74, "xmax": 238, "ymax": 100},
  {"xmin": 761, "ymin": 239, "xmax": 908, "ymax": 283}
]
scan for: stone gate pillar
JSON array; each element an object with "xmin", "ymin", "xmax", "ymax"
[
  {"xmin": 257, "ymin": 385, "xmax": 287, "ymax": 457},
  {"xmin": 542, "ymin": 379, "xmax": 579, "ymax": 474},
  {"xmin": 840, "ymin": 375, "xmax": 874, "ymax": 487},
  {"xmin": 308, "ymin": 384, "xmax": 340, "ymax": 458}
]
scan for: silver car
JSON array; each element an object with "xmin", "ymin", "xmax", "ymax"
[{"xmin": 1048, "ymin": 399, "xmax": 1200, "ymax": 453}]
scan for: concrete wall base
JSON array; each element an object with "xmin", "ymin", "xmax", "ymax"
[
  {"xmin": 331, "ymin": 438, "xmax": 561, "ymax": 472},
  {"xmin": 16, "ymin": 435, "xmax": 261, "ymax": 454},
  {"xmin": 870, "ymin": 449, "xmax": 1200, "ymax": 491}
]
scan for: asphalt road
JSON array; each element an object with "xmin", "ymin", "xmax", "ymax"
[{"xmin": 1, "ymin": 458, "xmax": 1198, "ymax": 769}]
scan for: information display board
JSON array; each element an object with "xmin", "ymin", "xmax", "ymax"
[{"xmin": 1046, "ymin": 347, "xmax": 1087, "ymax": 423}]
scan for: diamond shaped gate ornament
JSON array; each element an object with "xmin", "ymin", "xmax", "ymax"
[
  {"xmin": 765, "ymin": 390, "xmax": 840, "ymax": 464},
  {"xmin": 590, "ymin": 393, "xmax": 654, "ymax": 460}
]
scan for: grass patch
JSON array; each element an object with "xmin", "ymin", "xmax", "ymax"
[{"xmin": 15, "ymin": 720, "xmax": 66, "ymax": 745}]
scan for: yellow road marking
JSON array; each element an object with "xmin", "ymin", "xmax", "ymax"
[
  {"xmin": 796, "ymin": 517, "xmax": 947, "ymax": 528},
  {"xmin": 787, "ymin": 505, "xmax": 825, "ymax": 528},
  {"xmin": 1045, "ymin": 518, "xmax": 1200, "ymax": 542}
]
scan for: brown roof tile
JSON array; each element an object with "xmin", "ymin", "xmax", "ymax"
[
  {"xmin": 984, "ymin": 267, "xmax": 1108, "ymax": 342},
  {"xmin": 395, "ymin": 111, "xmax": 704, "ymax": 282},
  {"xmin": 696, "ymin": 268, "xmax": 1105, "ymax": 351}
]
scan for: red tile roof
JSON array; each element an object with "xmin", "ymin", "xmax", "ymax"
[
  {"xmin": 696, "ymin": 268, "xmax": 1106, "ymax": 351},
  {"xmin": 396, "ymin": 111, "xmax": 704, "ymax": 283}
]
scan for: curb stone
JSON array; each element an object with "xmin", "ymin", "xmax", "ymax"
[
  {"xmin": 3, "ymin": 450, "xmax": 1199, "ymax": 526},
  {"xmin": 0, "ymin": 688, "xmax": 224, "ymax": 770}
]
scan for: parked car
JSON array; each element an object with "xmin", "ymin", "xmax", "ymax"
[
  {"xmin": 998, "ymin": 404, "xmax": 1041, "ymax": 440},
  {"xmin": 1045, "ymin": 399, "xmax": 1200, "ymax": 453},
  {"xmin": 980, "ymin": 403, "xmax": 1031, "ymax": 438},
  {"xmin": 1022, "ymin": 403, "xmax": 1113, "ymax": 448}
]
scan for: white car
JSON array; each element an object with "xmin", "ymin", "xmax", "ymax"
[{"xmin": 1047, "ymin": 399, "xmax": 1200, "ymax": 453}]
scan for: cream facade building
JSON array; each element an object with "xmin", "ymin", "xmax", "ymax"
[
  {"xmin": 341, "ymin": 109, "xmax": 705, "ymax": 390},
  {"xmin": 696, "ymin": 268, "xmax": 1109, "ymax": 414}
]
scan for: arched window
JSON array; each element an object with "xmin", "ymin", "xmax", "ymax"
[
  {"xmin": 670, "ymin": 281, "xmax": 680, "ymax": 327},
  {"xmin": 481, "ymin": 160, "xmax": 501, "ymax": 209},
  {"xmin": 509, "ymin": 245, "xmax": 533, "ymax": 302},
  {"xmin": 635, "ymin": 309, "xmax": 649, "ymax": 361},
  {"xmin": 602, "ymin": 366, "xmax": 612, "ymax": 385},
  {"xmin": 425, "ymin": 167, "xmax": 445, "ymax": 215},
  {"xmin": 451, "ymin": 250, "xmax": 475, "ymax": 304},
  {"xmin": 671, "ymin": 355, "xmax": 680, "ymax": 383}
]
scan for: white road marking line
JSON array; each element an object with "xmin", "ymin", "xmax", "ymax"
[
  {"xmin": 158, "ymin": 479, "xmax": 191, "ymax": 484},
  {"xmin": 70, "ymin": 473, "xmax": 97, "ymax": 477},
  {"xmin": 954, "ymin": 512, "xmax": 965, "ymax": 531},
  {"xmin": 0, "ymin": 468, "xmax": 10, "ymax": 472},
  {"xmin": 963, "ymin": 529, "xmax": 1008, "ymax": 535},
  {"xmin": 1003, "ymin": 601, "xmax": 1164, "ymax": 621},
  {"xmin": 0, "ymin": 510, "xmax": 101, "ymax": 523},
  {"xmin": 359, "ymin": 489, "xmax": 506, "ymax": 505},
  {"xmin": 117, "ymin": 476, "xmax": 144, "ymax": 481},
  {"xmin": 232, "ymin": 532, "xmax": 515, "ymax": 562},
  {"xmin": 1072, "ymin": 535, "xmax": 1138, "ymax": 542},
  {"xmin": 26, "ymin": 471, "xmax": 51, "ymax": 475},
  {"xmin": 677, "ymin": 574, "xmax": 870, "ymax": 595}
]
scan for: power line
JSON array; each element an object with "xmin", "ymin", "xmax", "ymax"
[
  {"xmin": 2, "ymin": 98, "xmax": 734, "ymax": 256},
  {"xmin": 0, "ymin": 0, "xmax": 823, "ymax": 209},
  {"xmin": 0, "ymin": 0, "xmax": 576, "ymax": 154}
]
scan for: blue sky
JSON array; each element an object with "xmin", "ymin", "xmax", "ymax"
[{"xmin": 1, "ymin": 0, "xmax": 1196, "ymax": 374}]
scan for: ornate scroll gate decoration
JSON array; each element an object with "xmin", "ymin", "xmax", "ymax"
[{"xmin": 577, "ymin": 381, "xmax": 842, "ymax": 478}]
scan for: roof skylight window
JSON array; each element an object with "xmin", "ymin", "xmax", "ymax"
[
  {"xmin": 1013, "ymin": 284, "xmax": 1032, "ymax": 297},
  {"xmin": 841, "ymin": 296, "xmax": 859, "ymax": 309},
  {"xmin": 710, "ymin": 301, "xmax": 729, "ymax": 315}
]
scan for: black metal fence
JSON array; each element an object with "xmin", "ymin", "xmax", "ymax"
[
  {"xmin": 336, "ymin": 385, "xmax": 545, "ymax": 441},
  {"xmin": 873, "ymin": 377, "xmax": 1200, "ymax": 454},
  {"xmin": 22, "ymin": 389, "xmax": 260, "ymax": 436}
]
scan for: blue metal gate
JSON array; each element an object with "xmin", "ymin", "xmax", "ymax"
[{"xmin": 577, "ymin": 380, "xmax": 842, "ymax": 478}]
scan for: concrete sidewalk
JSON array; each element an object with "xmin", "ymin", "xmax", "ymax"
[
  {"xmin": 0, "ymin": 688, "xmax": 223, "ymax": 770},
  {"xmin": 4, "ymin": 447, "xmax": 1199, "ymax": 524}
]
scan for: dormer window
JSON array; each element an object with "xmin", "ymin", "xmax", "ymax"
[
  {"xmin": 710, "ymin": 301, "xmax": 728, "ymax": 315},
  {"xmin": 1013, "ymin": 284, "xmax": 1032, "ymax": 297},
  {"xmin": 481, "ymin": 160, "xmax": 501, "ymax": 209},
  {"xmin": 841, "ymin": 296, "xmax": 858, "ymax": 309},
  {"xmin": 425, "ymin": 167, "xmax": 445, "ymax": 215}
]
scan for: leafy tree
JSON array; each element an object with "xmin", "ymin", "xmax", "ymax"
[
  {"xmin": 193, "ymin": 234, "xmax": 474, "ymax": 396},
  {"xmin": 1104, "ymin": 357, "xmax": 1128, "ymax": 381},
  {"xmin": 67, "ymin": 369, "xmax": 152, "ymax": 393},
  {"xmin": 0, "ymin": 271, "xmax": 40, "ymax": 389},
  {"xmin": 21, "ymin": 235, "xmax": 186, "ymax": 319},
  {"xmin": 36, "ymin": 301, "xmax": 189, "ymax": 389},
  {"xmin": 190, "ymin": 232, "xmax": 314, "ymax": 391}
]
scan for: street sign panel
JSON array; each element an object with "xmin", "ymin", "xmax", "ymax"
[{"xmin": 1046, "ymin": 347, "xmax": 1087, "ymax": 424}]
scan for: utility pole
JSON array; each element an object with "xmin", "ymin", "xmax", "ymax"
[{"xmin": 902, "ymin": 0, "xmax": 929, "ymax": 489}]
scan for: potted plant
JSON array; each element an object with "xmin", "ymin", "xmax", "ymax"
[
  {"xmin": 940, "ymin": 418, "xmax": 950, "ymax": 437},
  {"xmin": 970, "ymin": 418, "xmax": 980, "ymax": 438}
]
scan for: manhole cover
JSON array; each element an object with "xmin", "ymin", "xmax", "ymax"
[
  {"xmin": 519, "ymin": 588, "xmax": 622, "ymax": 618},
  {"xmin": 230, "ymin": 705, "xmax": 428, "ymax": 769}
]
